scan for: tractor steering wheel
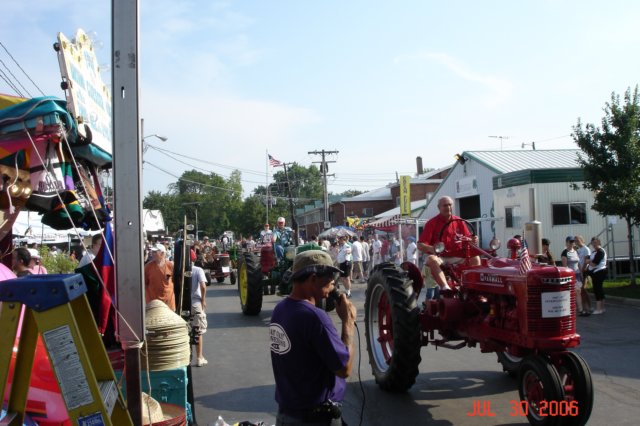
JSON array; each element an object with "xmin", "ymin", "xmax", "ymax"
[{"xmin": 437, "ymin": 218, "xmax": 477, "ymax": 251}]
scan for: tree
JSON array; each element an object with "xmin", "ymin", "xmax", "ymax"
[{"xmin": 573, "ymin": 86, "xmax": 640, "ymax": 286}]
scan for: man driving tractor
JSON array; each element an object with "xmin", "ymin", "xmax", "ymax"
[
  {"xmin": 418, "ymin": 195, "xmax": 480, "ymax": 290},
  {"xmin": 272, "ymin": 216, "xmax": 294, "ymax": 260}
]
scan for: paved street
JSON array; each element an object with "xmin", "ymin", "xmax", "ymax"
[{"xmin": 191, "ymin": 278, "xmax": 640, "ymax": 425}]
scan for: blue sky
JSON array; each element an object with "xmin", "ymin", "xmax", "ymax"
[{"xmin": 1, "ymin": 0, "xmax": 639, "ymax": 197}]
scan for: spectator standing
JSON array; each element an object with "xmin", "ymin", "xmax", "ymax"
[
  {"xmin": 246, "ymin": 235, "xmax": 256, "ymax": 251},
  {"xmin": 28, "ymin": 249, "xmax": 48, "ymax": 274},
  {"xmin": 561, "ymin": 236, "xmax": 582, "ymax": 313},
  {"xmin": 575, "ymin": 235, "xmax": 592, "ymax": 315},
  {"xmin": 372, "ymin": 234, "xmax": 382, "ymax": 266},
  {"xmin": 405, "ymin": 236, "xmax": 418, "ymax": 265},
  {"xmin": 336, "ymin": 236, "xmax": 353, "ymax": 297},
  {"xmin": 587, "ymin": 237, "xmax": 607, "ymax": 315},
  {"xmin": 269, "ymin": 250, "xmax": 356, "ymax": 426},
  {"xmin": 144, "ymin": 244, "xmax": 176, "ymax": 310},
  {"xmin": 190, "ymin": 262, "xmax": 208, "ymax": 366},
  {"xmin": 360, "ymin": 236, "xmax": 370, "ymax": 279},
  {"xmin": 380, "ymin": 237, "xmax": 389, "ymax": 262},
  {"xmin": 350, "ymin": 237, "xmax": 364, "ymax": 283},
  {"xmin": 13, "ymin": 247, "xmax": 32, "ymax": 277}
]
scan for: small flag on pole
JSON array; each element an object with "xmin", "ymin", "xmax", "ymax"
[
  {"xmin": 268, "ymin": 154, "xmax": 283, "ymax": 167},
  {"xmin": 519, "ymin": 240, "xmax": 532, "ymax": 275}
]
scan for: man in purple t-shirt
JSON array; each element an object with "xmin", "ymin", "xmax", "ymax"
[{"xmin": 270, "ymin": 250, "xmax": 357, "ymax": 425}]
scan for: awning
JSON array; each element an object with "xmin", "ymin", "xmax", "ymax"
[{"xmin": 365, "ymin": 214, "xmax": 400, "ymax": 229}]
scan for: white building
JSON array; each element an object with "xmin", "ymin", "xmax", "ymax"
[{"xmin": 418, "ymin": 149, "xmax": 638, "ymax": 262}]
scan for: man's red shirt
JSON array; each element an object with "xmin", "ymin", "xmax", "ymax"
[{"xmin": 419, "ymin": 214, "xmax": 472, "ymax": 257}]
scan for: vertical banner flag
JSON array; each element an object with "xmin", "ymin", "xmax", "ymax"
[{"xmin": 400, "ymin": 175, "xmax": 411, "ymax": 216}]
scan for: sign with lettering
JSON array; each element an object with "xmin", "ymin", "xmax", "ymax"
[
  {"xmin": 541, "ymin": 291, "xmax": 571, "ymax": 318},
  {"xmin": 56, "ymin": 29, "xmax": 112, "ymax": 156},
  {"xmin": 400, "ymin": 175, "xmax": 411, "ymax": 216}
]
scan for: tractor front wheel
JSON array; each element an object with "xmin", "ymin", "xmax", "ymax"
[
  {"xmin": 518, "ymin": 355, "xmax": 565, "ymax": 426},
  {"xmin": 238, "ymin": 252, "xmax": 263, "ymax": 315},
  {"xmin": 229, "ymin": 270, "xmax": 237, "ymax": 285},
  {"xmin": 556, "ymin": 352, "xmax": 593, "ymax": 426},
  {"xmin": 497, "ymin": 347, "xmax": 524, "ymax": 377},
  {"xmin": 364, "ymin": 266, "xmax": 421, "ymax": 392}
]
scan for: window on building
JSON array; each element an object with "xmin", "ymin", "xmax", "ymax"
[
  {"xmin": 362, "ymin": 207, "xmax": 373, "ymax": 217},
  {"xmin": 552, "ymin": 202, "xmax": 587, "ymax": 225},
  {"xmin": 505, "ymin": 206, "xmax": 521, "ymax": 229}
]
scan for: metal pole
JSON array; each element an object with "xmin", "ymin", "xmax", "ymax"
[
  {"xmin": 283, "ymin": 163, "xmax": 298, "ymax": 245},
  {"xmin": 112, "ymin": 1, "xmax": 144, "ymax": 424}
]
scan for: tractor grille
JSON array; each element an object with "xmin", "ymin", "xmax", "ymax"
[{"xmin": 527, "ymin": 279, "xmax": 576, "ymax": 336}]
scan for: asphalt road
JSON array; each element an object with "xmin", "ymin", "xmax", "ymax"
[{"xmin": 190, "ymin": 278, "xmax": 640, "ymax": 426}]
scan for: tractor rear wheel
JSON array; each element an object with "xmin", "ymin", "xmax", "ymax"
[
  {"xmin": 238, "ymin": 252, "xmax": 263, "ymax": 315},
  {"xmin": 556, "ymin": 352, "xmax": 593, "ymax": 426},
  {"xmin": 364, "ymin": 266, "xmax": 421, "ymax": 392},
  {"xmin": 518, "ymin": 355, "xmax": 565, "ymax": 426}
]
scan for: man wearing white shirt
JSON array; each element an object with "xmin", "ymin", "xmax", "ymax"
[
  {"xmin": 406, "ymin": 236, "xmax": 418, "ymax": 265},
  {"xmin": 351, "ymin": 237, "xmax": 364, "ymax": 283},
  {"xmin": 336, "ymin": 236, "xmax": 353, "ymax": 297},
  {"xmin": 372, "ymin": 234, "xmax": 382, "ymax": 266},
  {"xmin": 360, "ymin": 236, "xmax": 370, "ymax": 280}
]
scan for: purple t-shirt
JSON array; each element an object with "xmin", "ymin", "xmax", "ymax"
[{"xmin": 270, "ymin": 297, "xmax": 349, "ymax": 413}]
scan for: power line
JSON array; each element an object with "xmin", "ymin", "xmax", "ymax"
[
  {"xmin": 0, "ymin": 41, "xmax": 46, "ymax": 96},
  {"xmin": 0, "ymin": 58, "xmax": 32, "ymax": 97}
]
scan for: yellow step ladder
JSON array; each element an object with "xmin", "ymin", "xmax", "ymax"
[{"xmin": 0, "ymin": 274, "xmax": 133, "ymax": 426}]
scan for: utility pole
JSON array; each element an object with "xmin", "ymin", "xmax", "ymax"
[
  {"xmin": 308, "ymin": 149, "xmax": 338, "ymax": 228},
  {"xmin": 282, "ymin": 162, "xmax": 298, "ymax": 245}
]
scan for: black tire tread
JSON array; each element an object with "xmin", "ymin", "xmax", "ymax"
[
  {"xmin": 365, "ymin": 267, "xmax": 421, "ymax": 392},
  {"xmin": 239, "ymin": 252, "xmax": 263, "ymax": 316}
]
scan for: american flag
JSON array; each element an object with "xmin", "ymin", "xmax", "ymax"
[
  {"xmin": 519, "ymin": 239, "xmax": 532, "ymax": 275},
  {"xmin": 268, "ymin": 154, "xmax": 282, "ymax": 167}
]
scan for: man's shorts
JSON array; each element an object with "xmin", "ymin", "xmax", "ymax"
[
  {"xmin": 431, "ymin": 256, "xmax": 466, "ymax": 266},
  {"xmin": 191, "ymin": 302, "xmax": 207, "ymax": 335},
  {"xmin": 339, "ymin": 261, "xmax": 352, "ymax": 278}
]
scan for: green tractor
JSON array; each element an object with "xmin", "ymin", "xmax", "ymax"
[{"xmin": 237, "ymin": 242, "xmax": 333, "ymax": 315}]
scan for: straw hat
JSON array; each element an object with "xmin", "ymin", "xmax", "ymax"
[
  {"xmin": 141, "ymin": 392, "xmax": 164, "ymax": 425},
  {"xmin": 143, "ymin": 300, "xmax": 190, "ymax": 371}
]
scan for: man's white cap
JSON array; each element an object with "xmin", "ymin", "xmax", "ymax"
[{"xmin": 150, "ymin": 243, "xmax": 166, "ymax": 254}]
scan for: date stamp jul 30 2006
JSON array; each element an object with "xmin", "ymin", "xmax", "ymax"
[{"xmin": 467, "ymin": 400, "xmax": 580, "ymax": 418}]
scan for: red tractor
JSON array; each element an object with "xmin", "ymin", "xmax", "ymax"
[{"xmin": 365, "ymin": 219, "xmax": 593, "ymax": 426}]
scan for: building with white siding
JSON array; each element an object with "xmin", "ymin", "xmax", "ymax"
[{"xmin": 418, "ymin": 149, "xmax": 638, "ymax": 264}]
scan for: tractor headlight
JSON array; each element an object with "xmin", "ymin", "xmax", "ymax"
[
  {"xmin": 489, "ymin": 238, "xmax": 501, "ymax": 250},
  {"xmin": 434, "ymin": 242, "xmax": 445, "ymax": 254}
]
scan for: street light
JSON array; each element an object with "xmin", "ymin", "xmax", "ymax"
[
  {"xmin": 143, "ymin": 134, "xmax": 168, "ymax": 142},
  {"xmin": 142, "ymin": 134, "xmax": 168, "ymax": 153}
]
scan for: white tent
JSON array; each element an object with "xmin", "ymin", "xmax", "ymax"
[{"xmin": 12, "ymin": 210, "xmax": 96, "ymax": 245}]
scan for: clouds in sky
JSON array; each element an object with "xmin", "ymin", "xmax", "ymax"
[{"xmin": 2, "ymin": 1, "xmax": 640, "ymax": 198}]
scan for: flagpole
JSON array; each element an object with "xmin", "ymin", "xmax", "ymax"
[{"xmin": 266, "ymin": 149, "xmax": 269, "ymax": 225}]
